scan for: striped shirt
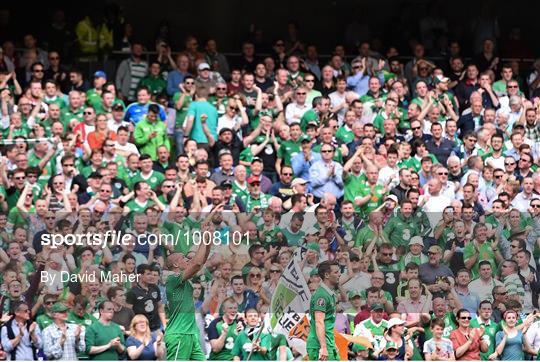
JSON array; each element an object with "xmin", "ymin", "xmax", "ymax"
[{"xmin": 129, "ymin": 61, "xmax": 148, "ymax": 100}]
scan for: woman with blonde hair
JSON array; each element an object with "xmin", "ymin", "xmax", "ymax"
[{"xmin": 126, "ymin": 314, "xmax": 165, "ymax": 360}]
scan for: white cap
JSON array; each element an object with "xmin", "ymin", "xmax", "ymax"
[
  {"xmin": 198, "ymin": 62, "xmax": 211, "ymax": 71},
  {"xmin": 386, "ymin": 317, "xmax": 406, "ymax": 330},
  {"xmin": 291, "ymin": 178, "xmax": 308, "ymax": 187}
]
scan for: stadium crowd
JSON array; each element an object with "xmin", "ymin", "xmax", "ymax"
[{"xmin": 2, "ymin": 7, "xmax": 540, "ymax": 361}]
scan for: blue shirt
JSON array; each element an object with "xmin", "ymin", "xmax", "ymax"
[
  {"xmin": 124, "ymin": 102, "xmax": 167, "ymax": 125},
  {"xmin": 133, "ymin": 233, "xmax": 163, "ymax": 259},
  {"xmin": 456, "ymin": 289, "xmax": 480, "ymax": 317},
  {"xmin": 166, "ymin": 70, "xmax": 189, "ymax": 96},
  {"xmin": 346, "ymin": 71, "xmax": 385, "ymax": 97},
  {"xmin": 309, "ymin": 160, "xmax": 344, "ymax": 198},
  {"xmin": 126, "ymin": 333, "xmax": 158, "ymax": 360},
  {"xmin": 291, "ymin": 151, "xmax": 321, "ymax": 182},
  {"xmin": 496, "ymin": 330, "xmax": 524, "ymax": 360}
]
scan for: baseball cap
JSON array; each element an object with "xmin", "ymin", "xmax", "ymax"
[
  {"xmin": 385, "ymin": 341, "xmax": 399, "ymax": 351},
  {"xmin": 370, "ymin": 303, "xmax": 385, "ymax": 311},
  {"xmin": 219, "ymin": 127, "xmax": 233, "ymax": 135},
  {"xmin": 300, "ymin": 134, "xmax": 312, "ymax": 143},
  {"xmin": 247, "ymin": 175, "xmax": 260, "ymax": 185},
  {"xmin": 88, "ymin": 171, "xmax": 102, "ymax": 179},
  {"xmin": 291, "ymin": 178, "xmax": 308, "ymax": 187},
  {"xmin": 385, "ymin": 194, "xmax": 399, "ymax": 203},
  {"xmin": 306, "ymin": 243, "xmax": 320, "ymax": 252},
  {"xmin": 198, "ymin": 62, "xmax": 211, "ymax": 71},
  {"xmin": 94, "ymin": 70, "xmax": 107, "ymax": 80},
  {"xmin": 352, "ymin": 344, "xmax": 367, "ymax": 353},
  {"xmin": 434, "ymin": 74, "xmax": 450, "ymax": 84},
  {"xmin": 428, "ymin": 245, "xmax": 442, "ymax": 254},
  {"xmin": 251, "ymin": 157, "xmax": 263, "ymax": 164},
  {"xmin": 220, "ymin": 180, "xmax": 233, "ymax": 188},
  {"xmin": 51, "ymin": 302, "xmax": 69, "ymax": 313},
  {"xmin": 112, "ymin": 103, "xmax": 124, "ymax": 111},
  {"xmin": 408, "ymin": 236, "xmax": 424, "ymax": 246},
  {"xmin": 386, "ymin": 317, "xmax": 406, "ymax": 330},
  {"xmin": 347, "ymin": 290, "xmax": 361, "ymax": 299}
]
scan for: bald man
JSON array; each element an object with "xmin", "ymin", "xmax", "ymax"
[{"xmin": 164, "ymin": 220, "xmax": 214, "ymax": 360}]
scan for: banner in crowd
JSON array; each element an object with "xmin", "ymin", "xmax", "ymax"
[{"xmin": 270, "ymin": 246, "xmax": 311, "ymax": 346}]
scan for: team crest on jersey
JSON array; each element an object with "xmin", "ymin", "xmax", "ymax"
[{"xmin": 316, "ymin": 298, "xmax": 325, "ymax": 306}]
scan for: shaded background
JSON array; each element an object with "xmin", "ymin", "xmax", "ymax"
[{"xmin": 1, "ymin": 0, "xmax": 539, "ymax": 58}]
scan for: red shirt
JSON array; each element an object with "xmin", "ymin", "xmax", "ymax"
[{"xmin": 450, "ymin": 328, "xmax": 482, "ymax": 361}]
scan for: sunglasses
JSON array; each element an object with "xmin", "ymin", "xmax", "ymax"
[
  {"xmin": 460, "ymin": 316, "xmax": 472, "ymax": 320},
  {"xmin": 296, "ymin": 92, "xmax": 306, "ymax": 95},
  {"xmin": 14, "ymin": 176, "xmax": 25, "ymax": 180},
  {"xmin": 105, "ymin": 144, "xmax": 115, "ymax": 147},
  {"xmin": 100, "ymin": 189, "xmax": 111, "ymax": 193},
  {"xmin": 84, "ymin": 111, "xmax": 94, "ymax": 115},
  {"xmin": 382, "ymin": 253, "xmax": 393, "ymax": 256},
  {"xmin": 505, "ymin": 162, "xmax": 516, "ymax": 166},
  {"xmin": 216, "ymin": 87, "xmax": 226, "ymax": 90},
  {"xmin": 33, "ymin": 69, "xmax": 44, "ymax": 73},
  {"xmin": 438, "ymin": 172, "xmax": 448, "ymax": 175},
  {"xmin": 494, "ymin": 175, "xmax": 503, "ymax": 178},
  {"xmin": 497, "ymin": 291, "xmax": 508, "ymax": 295},
  {"xmin": 531, "ymin": 204, "xmax": 540, "ymax": 208},
  {"xmin": 249, "ymin": 273, "xmax": 262, "ymax": 278},
  {"xmin": 305, "ymin": 79, "xmax": 315, "ymax": 83},
  {"xmin": 45, "ymin": 301, "xmax": 56, "ymax": 305},
  {"xmin": 411, "ymin": 126, "xmax": 421, "ymax": 130},
  {"xmin": 321, "ymin": 150, "xmax": 333, "ymax": 153},
  {"xmin": 185, "ymin": 81, "xmax": 195, "ymax": 85},
  {"xmin": 270, "ymin": 269, "xmax": 281, "ymax": 273},
  {"xmin": 282, "ymin": 173, "xmax": 292, "ymax": 176},
  {"xmin": 353, "ymin": 65, "xmax": 361, "ymax": 70},
  {"xmin": 63, "ymin": 164, "xmax": 74, "ymax": 167},
  {"xmin": 507, "ymin": 85, "xmax": 518, "ymax": 88}
]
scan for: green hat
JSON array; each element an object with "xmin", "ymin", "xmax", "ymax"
[
  {"xmin": 300, "ymin": 134, "xmax": 312, "ymax": 143},
  {"xmin": 347, "ymin": 290, "xmax": 361, "ymax": 299},
  {"xmin": 309, "ymin": 268, "xmax": 319, "ymax": 277},
  {"xmin": 385, "ymin": 341, "xmax": 399, "ymax": 351},
  {"xmin": 352, "ymin": 344, "xmax": 367, "ymax": 353},
  {"xmin": 51, "ymin": 302, "xmax": 69, "ymax": 313},
  {"xmin": 370, "ymin": 303, "xmax": 385, "ymax": 311},
  {"xmin": 307, "ymin": 243, "xmax": 320, "ymax": 252}
]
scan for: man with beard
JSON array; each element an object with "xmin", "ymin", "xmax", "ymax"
[{"xmin": 384, "ymin": 199, "xmax": 420, "ymax": 252}]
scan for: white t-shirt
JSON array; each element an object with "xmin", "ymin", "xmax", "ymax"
[{"xmin": 115, "ymin": 141, "xmax": 140, "ymax": 156}]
